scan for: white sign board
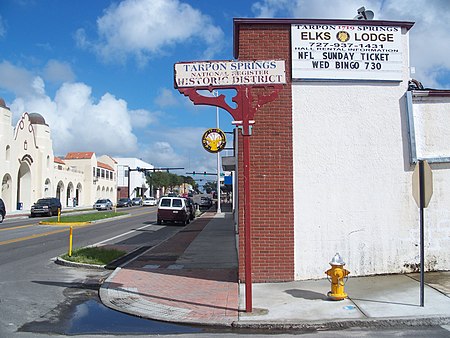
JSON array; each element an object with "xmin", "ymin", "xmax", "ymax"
[
  {"xmin": 291, "ymin": 24, "xmax": 403, "ymax": 81},
  {"xmin": 175, "ymin": 60, "xmax": 286, "ymax": 88}
]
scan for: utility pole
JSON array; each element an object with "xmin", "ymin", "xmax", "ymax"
[{"xmin": 215, "ymin": 90, "xmax": 221, "ymax": 213}]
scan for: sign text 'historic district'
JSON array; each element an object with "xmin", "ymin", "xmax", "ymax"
[{"xmin": 174, "ymin": 60, "xmax": 286, "ymax": 88}]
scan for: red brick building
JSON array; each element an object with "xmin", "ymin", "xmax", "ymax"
[{"xmin": 234, "ymin": 19, "xmax": 294, "ymax": 282}]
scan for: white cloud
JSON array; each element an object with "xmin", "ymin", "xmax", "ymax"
[
  {"xmin": 129, "ymin": 108, "xmax": 158, "ymax": 129},
  {"xmin": 141, "ymin": 141, "xmax": 185, "ymax": 167},
  {"xmin": 154, "ymin": 88, "xmax": 180, "ymax": 107},
  {"xmin": 0, "ymin": 62, "xmax": 192, "ymax": 168},
  {"xmin": 251, "ymin": 0, "xmax": 291, "ymax": 18},
  {"xmin": 376, "ymin": 0, "xmax": 450, "ymax": 88},
  {"xmin": 137, "ymin": 125, "xmax": 220, "ymax": 171},
  {"xmin": 43, "ymin": 60, "xmax": 76, "ymax": 85},
  {"xmin": 5, "ymin": 73, "xmax": 142, "ymax": 157},
  {"xmin": 77, "ymin": 0, "xmax": 224, "ymax": 65},
  {"xmin": 0, "ymin": 61, "xmax": 39, "ymax": 98}
]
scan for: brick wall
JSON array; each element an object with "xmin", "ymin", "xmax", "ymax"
[
  {"xmin": 117, "ymin": 187, "xmax": 129, "ymax": 199},
  {"xmin": 236, "ymin": 24, "xmax": 294, "ymax": 282}
]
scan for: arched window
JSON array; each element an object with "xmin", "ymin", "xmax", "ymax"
[{"xmin": 5, "ymin": 145, "xmax": 10, "ymax": 161}]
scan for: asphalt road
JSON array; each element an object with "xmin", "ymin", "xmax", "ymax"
[
  {"xmin": 0, "ymin": 206, "xmax": 183, "ymax": 336},
  {"xmin": 2, "ymin": 207, "xmax": 449, "ymax": 337}
]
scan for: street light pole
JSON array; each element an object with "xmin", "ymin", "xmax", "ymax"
[{"xmin": 215, "ymin": 90, "xmax": 221, "ymax": 213}]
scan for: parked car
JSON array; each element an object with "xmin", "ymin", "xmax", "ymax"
[
  {"xmin": 143, "ymin": 197, "xmax": 157, "ymax": 206},
  {"xmin": 184, "ymin": 197, "xmax": 196, "ymax": 220},
  {"xmin": 131, "ymin": 197, "xmax": 143, "ymax": 206},
  {"xmin": 157, "ymin": 197, "xmax": 190, "ymax": 225},
  {"xmin": 0, "ymin": 198, "xmax": 5, "ymax": 223},
  {"xmin": 30, "ymin": 197, "xmax": 62, "ymax": 217},
  {"xmin": 93, "ymin": 199, "xmax": 113, "ymax": 210},
  {"xmin": 117, "ymin": 198, "xmax": 132, "ymax": 207}
]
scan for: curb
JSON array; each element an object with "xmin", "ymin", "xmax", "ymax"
[
  {"xmin": 233, "ymin": 315, "xmax": 450, "ymax": 330},
  {"xmin": 39, "ymin": 221, "xmax": 91, "ymax": 226},
  {"xmin": 54, "ymin": 256, "xmax": 106, "ymax": 270}
]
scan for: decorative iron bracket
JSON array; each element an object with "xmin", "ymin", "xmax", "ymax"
[{"xmin": 177, "ymin": 84, "xmax": 283, "ymax": 136}]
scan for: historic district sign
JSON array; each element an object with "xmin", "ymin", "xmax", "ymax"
[
  {"xmin": 174, "ymin": 60, "xmax": 286, "ymax": 87},
  {"xmin": 291, "ymin": 24, "xmax": 403, "ymax": 81}
]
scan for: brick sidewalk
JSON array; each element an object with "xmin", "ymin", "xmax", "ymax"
[{"xmin": 101, "ymin": 211, "xmax": 239, "ymax": 326}]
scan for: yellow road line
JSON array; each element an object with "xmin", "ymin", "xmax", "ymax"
[
  {"xmin": 0, "ymin": 209, "xmax": 157, "ymax": 246},
  {"xmin": 0, "ymin": 228, "xmax": 69, "ymax": 246},
  {"xmin": 0, "ymin": 224, "xmax": 36, "ymax": 231}
]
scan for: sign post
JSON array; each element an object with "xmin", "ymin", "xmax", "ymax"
[
  {"xmin": 412, "ymin": 159, "xmax": 433, "ymax": 307},
  {"xmin": 174, "ymin": 59, "xmax": 286, "ymax": 312}
]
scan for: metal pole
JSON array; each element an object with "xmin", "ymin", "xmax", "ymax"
[
  {"xmin": 419, "ymin": 160, "xmax": 425, "ymax": 307},
  {"xmin": 216, "ymin": 90, "xmax": 221, "ymax": 213},
  {"xmin": 243, "ymin": 133, "xmax": 252, "ymax": 312},
  {"xmin": 127, "ymin": 166, "xmax": 131, "ymax": 199}
]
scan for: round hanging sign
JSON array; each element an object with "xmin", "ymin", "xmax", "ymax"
[{"xmin": 202, "ymin": 128, "xmax": 227, "ymax": 153}]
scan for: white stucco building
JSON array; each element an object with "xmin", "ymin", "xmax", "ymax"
[
  {"xmin": 114, "ymin": 158, "xmax": 154, "ymax": 199},
  {"xmin": 0, "ymin": 101, "xmax": 118, "ymax": 212},
  {"xmin": 229, "ymin": 18, "xmax": 450, "ymax": 283}
]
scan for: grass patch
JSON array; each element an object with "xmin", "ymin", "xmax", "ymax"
[
  {"xmin": 49, "ymin": 211, "xmax": 127, "ymax": 223},
  {"xmin": 61, "ymin": 247, "xmax": 126, "ymax": 265}
]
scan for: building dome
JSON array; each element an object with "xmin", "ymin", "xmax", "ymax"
[
  {"xmin": 28, "ymin": 113, "xmax": 47, "ymax": 125},
  {"xmin": 0, "ymin": 98, "xmax": 8, "ymax": 109}
]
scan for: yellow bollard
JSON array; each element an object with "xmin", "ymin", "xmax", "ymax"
[
  {"xmin": 58, "ymin": 208, "xmax": 61, "ymax": 222},
  {"xmin": 68, "ymin": 226, "xmax": 73, "ymax": 257}
]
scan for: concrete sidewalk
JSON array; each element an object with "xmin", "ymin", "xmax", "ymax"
[{"xmin": 99, "ymin": 207, "xmax": 450, "ymax": 329}]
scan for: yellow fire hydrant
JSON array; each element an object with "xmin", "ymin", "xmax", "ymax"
[{"xmin": 325, "ymin": 253, "xmax": 350, "ymax": 301}]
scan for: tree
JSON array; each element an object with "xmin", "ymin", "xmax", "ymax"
[
  {"xmin": 146, "ymin": 172, "xmax": 198, "ymax": 194},
  {"xmin": 203, "ymin": 181, "xmax": 216, "ymax": 194},
  {"xmin": 147, "ymin": 171, "xmax": 169, "ymax": 194}
]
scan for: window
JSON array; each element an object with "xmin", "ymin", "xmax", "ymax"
[
  {"xmin": 160, "ymin": 198, "xmax": 171, "ymax": 207},
  {"xmin": 172, "ymin": 199, "xmax": 182, "ymax": 207}
]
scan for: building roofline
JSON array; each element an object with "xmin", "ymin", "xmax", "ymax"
[
  {"xmin": 233, "ymin": 17, "xmax": 415, "ymax": 59},
  {"xmin": 412, "ymin": 89, "xmax": 450, "ymax": 97},
  {"xmin": 97, "ymin": 161, "xmax": 114, "ymax": 171}
]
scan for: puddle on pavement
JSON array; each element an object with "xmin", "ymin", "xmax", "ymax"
[{"xmin": 67, "ymin": 299, "xmax": 202, "ymax": 335}]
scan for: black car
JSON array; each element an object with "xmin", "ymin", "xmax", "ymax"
[
  {"xmin": 30, "ymin": 197, "xmax": 62, "ymax": 217},
  {"xmin": 0, "ymin": 198, "xmax": 5, "ymax": 223},
  {"xmin": 184, "ymin": 197, "xmax": 196, "ymax": 220},
  {"xmin": 117, "ymin": 198, "xmax": 132, "ymax": 207},
  {"xmin": 199, "ymin": 196, "xmax": 213, "ymax": 209}
]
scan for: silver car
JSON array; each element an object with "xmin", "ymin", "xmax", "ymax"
[{"xmin": 94, "ymin": 199, "xmax": 113, "ymax": 210}]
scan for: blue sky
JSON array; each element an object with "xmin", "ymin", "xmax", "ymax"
[{"xmin": 0, "ymin": 0, "xmax": 449, "ymax": 178}]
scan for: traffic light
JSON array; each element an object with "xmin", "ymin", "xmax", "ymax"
[
  {"xmin": 204, "ymin": 171, "xmax": 207, "ymax": 176},
  {"xmin": 193, "ymin": 171, "xmax": 196, "ymax": 176}
]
